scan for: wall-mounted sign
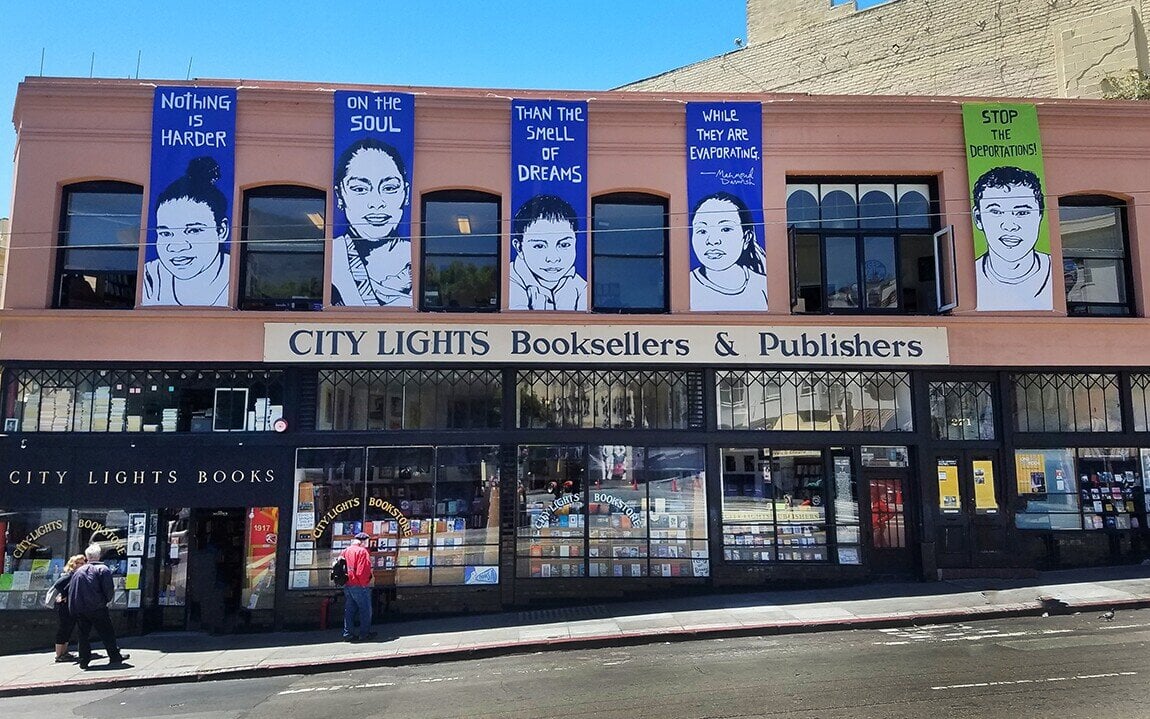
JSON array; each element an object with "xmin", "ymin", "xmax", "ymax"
[
  {"xmin": 962, "ymin": 103, "xmax": 1051, "ymax": 312},
  {"xmin": 331, "ymin": 91, "xmax": 415, "ymax": 307},
  {"xmin": 509, "ymin": 99, "xmax": 588, "ymax": 311},
  {"xmin": 264, "ymin": 322, "xmax": 949, "ymax": 365},
  {"xmin": 686, "ymin": 101, "xmax": 766, "ymax": 312},
  {"xmin": 144, "ymin": 86, "xmax": 237, "ymax": 307}
]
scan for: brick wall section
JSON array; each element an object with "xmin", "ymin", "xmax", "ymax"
[{"xmin": 622, "ymin": 0, "xmax": 1149, "ymax": 99}]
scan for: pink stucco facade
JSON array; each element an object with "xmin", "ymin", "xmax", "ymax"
[{"xmin": 5, "ymin": 78, "xmax": 1150, "ymax": 363}]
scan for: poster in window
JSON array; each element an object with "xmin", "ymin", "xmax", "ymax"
[
  {"xmin": 962, "ymin": 104, "xmax": 1052, "ymax": 311},
  {"xmin": 509, "ymin": 99, "xmax": 588, "ymax": 311},
  {"xmin": 144, "ymin": 86, "xmax": 236, "ymax": 307},
  {"xmin": 972, "ymin": 460, "xmax": 998, "ymax": 513},
  {"xmin": 937, "ymin": 459, "xmax": 961, "ymax": 512},
  {"xmin": 686, "ymin": 102, "xmax": 766, "ymax": 311},
  {"xmin": 331, "ymin": 90, "xmax": 415, "ymax": 307}
]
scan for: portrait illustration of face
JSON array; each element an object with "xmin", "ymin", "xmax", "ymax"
[
  {"xmin": 691, "ymin": 197, "xmax": 750, "ymax": 273},
  {"xmin": 975, "ymin": 183, "xmax": 1043, "ymax": 264},
  {"xmin": 155, "ymin": 197, "xmax": 227, "ymax": 281},
  {"xmin": 337, "ymin": 147, "xmax": 408, "ymax": 241},
  {"xmin": 515, "ymin": 217, "xmax": 577, "ymax": 285}
]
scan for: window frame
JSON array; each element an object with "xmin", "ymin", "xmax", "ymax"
[
  {"xmin": 54, "ymin": 180, "xmax": 144, "ymax": 310},
  {"xmin": 1057, "ymin": 194, "xmax": 1135, "ymax": 317},
  {"xmin": 237, "ymin": 184, "xmax": 327, "ymax": 312},
  {"xmin": 419, "ymin": 189, "xmax": 502, "ymax": 313},
  {"xmin": 786, "ymin": 178, "xmax": 941, "ymax": 316},
  {"xmin": 590, "ymin": 192, "xmax": 670, "ymax": 314}
]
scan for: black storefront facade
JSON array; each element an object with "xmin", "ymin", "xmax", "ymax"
[{"xmin": 2, "ymin": 324, "xmax": 1149, "ymax": 649}]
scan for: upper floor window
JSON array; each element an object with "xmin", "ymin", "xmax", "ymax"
[
  {"xmin": 592, "ymin": 194, "xmax": 668, "ymax": 312},
  {"xmin": 1058, "ymin": 196, "xmax": 1133, "ymax": 317},
  {"xmin": 55, "ymin": 182, "xmax": 143, "ymax": 309},
  {"xmin": 420, "ymin": 191, "xmax": 500, "ymax": 311},
  {"xmin": 787, "ymin": 180, "xmax": 939, "ymax": 315},
  {"xmin": 239, "ymin": 186, "xmax": 325, "ymax": 311}
]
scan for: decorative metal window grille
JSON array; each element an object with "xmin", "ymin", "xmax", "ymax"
[
  {"xmin": 928, "ymin": 381, "xmax": 996, "ymax": 440},
  {"xmin": 1129, "ymin": 374, "xmax": 1150, "ymax": 431},
  {"xmin": 1013, "ymin": 373, "xmax": 1121, "ymax": 433},
  {"xmin": 516, "ymin": 370, "xmax": 703, "ymax": 430},
  {"xmin": 317, "ymin": 369, "xmax": 502, "ymax": 430},
  {"xmin": 5, "ymin": 368, "xmax": 283, "ymax": 432},
  {"xmin": 716, "ymin": 370, "xmax": 913, "ymax": 431}
]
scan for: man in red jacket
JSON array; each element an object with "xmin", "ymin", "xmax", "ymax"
[{"xmin": 340, "ymin": 532, "xmax": 376, "ymax": 641}]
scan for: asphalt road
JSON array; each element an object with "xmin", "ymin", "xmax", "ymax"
[{"xmin": 3, "ymin": 610, "xmax": 1147, "ymax": 718}]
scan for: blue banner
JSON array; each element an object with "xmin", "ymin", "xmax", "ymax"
[
  {"xmin": 144, "ymin": 86, "xmax": 236, "ymax": 307},
  {"xmin": 331, "ymin": 91, "xmax": 415, "ymax": 307},
  {"xmin": 686, "ymin": 102, "xmax": 767, "ymax": 311},
  {"xmin": 509, "ymin": 99, "xmax": 588, "ymax": 311}
]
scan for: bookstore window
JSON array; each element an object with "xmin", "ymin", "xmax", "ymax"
[
  {"xmin": 1058, "ymin": 196, "xmax": 1134, "ymax": 317},
  {"xmin": 5, "ymin": 368, "xmax": 284, "ymax": 432},
  {"xmin": 420, "ymin": 190, "xmax": 500, "ymax": 311},
  {"xmin": 1014, "ymin": 448, "xmax": 1147, "ymax": 531},
  {"xmin": 719, "ymin": 448, "xmax": 836, "ymax": 562},
  {"xmin": 1013, "ymin": 373, "xmax": 1121, "ymax": 433},
  {"xmin": 517, "ymin": 369, "xmax": 703, "ymax": 430},
  {"xmin": 316, "ymin": 369, "xmax": 501, "ymax": 430},
  {"xmin": 928, "ymin": 381, "xmax": 996, "ymax": 440},
  {"xmin": 591, "ymin": 193, "xmax": 668, "ymax": 312},
  {"xmin": 289, "ymin": 446, "xmax": 499, "ymax": 589},
  {"xmin": 239, "ymin": 186, "xmax": 325, "ymax": 311},
  {"xmin": 54, "ymin": 181, "xmax": 143, "ymax": 309},
  {"xmin": 516, "ymin": 445, "xmax": 708, "ymax": 579},
  {"xmin": 787, "ymin": 180, "xmax": 940, "ymax": 315},
  {"xmin": 716, "ymin": 370, "xmax": 913, "ymax": 432},
  {"xmin": 0, "ymin": 508, "xmax": 69, "ymax": 611}
]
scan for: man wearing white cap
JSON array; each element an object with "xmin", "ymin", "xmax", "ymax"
[{"xmin": 339, "ymin": 532, "xmax": 376, "ymax": 641}]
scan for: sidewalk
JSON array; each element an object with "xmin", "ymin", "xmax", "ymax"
[{"xmin": 2, "ymin": 565, "xmax": 1148, "ymax": 698}]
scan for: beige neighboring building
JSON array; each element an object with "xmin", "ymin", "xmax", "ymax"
[
  {"xmin": 0, "ymin": 217, "xmax": 8, "ymax": 301},
  {"xmin": 621, "ymin": 0, "xmax": 1150, "ymax": 98}
]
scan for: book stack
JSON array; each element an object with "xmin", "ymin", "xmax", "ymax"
[
  {"xmin": 73, "ymin": 390, "xmax": 93, "ymax": 431},
  {"xmin": 161, "ymin": 408, "xmax": 178, "ymax": 432},
  {"xmin": 92, "ymin": 387, "xmax": 111, "ymax": 431},
  {"xmin": 41, "ymin": 388, "xmax": 74, "ymax": 432},
  {"xmin": 109, "ymin": 396, "xmax": 127, "ymax": 431}
]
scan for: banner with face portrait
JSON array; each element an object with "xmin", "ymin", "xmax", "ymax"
[
  {"xmin": 963, "ymin": 103, "xmax": 1052, "ymax": 312},
  {"xmin": 332, "ymin": 90, "xmax": 415, "ymax": 307},
  {"xmin": 145, "ymin": 86, "xmax": 236, "ymax": 307},
  {"xmin": 686, "ymin": 102, "xmax": 766, "ymax": 312},
  {"xmin": 509, "ymin": 99, "xmax": 588, "ymax": 311}
]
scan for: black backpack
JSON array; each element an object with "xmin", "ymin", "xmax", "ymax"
[{"xmin": 330, "ymin": 557, "xmax": 348, "ymax": 587}]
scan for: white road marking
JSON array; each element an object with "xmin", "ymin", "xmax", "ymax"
[
  {"xmin": 278, "ymin": 677, "xmax": 456, "ymax": 696},
  {"xmin": 932, "ymin": 671, "xmax": 1136, "ymax": 691}
]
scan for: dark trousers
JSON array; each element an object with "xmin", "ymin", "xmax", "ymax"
[
  {"xmin": 54, "ymin": 602, "xmax": 76, "ymax": 645},
  {"xmin": 74, "ymin": 608, "xmax": 122, "ymax": 663}
]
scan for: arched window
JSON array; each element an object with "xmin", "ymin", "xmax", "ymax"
[
  {"xmin": 239, "ymin": 185, "xmax": 326, "ymax": 311},
  {"xmin": 592, "ymin": 193, "xmax": 669, "ymax": 313},
  {"xmin": 55, "ymin": 181, "xmax": 143, "ymax": 309},
  {"xmin": 421, "ymin": 190, "xmax": 500, "ymax": 311}
]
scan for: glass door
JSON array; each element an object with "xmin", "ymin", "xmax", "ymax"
[{"xmin": 934, "ymin": 451, "xmax": 1008, "ymax": 569}]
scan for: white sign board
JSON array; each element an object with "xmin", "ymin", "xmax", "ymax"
[{"xmin": 264, "ymin": 323, "xmax": 949, "ymax": 366}]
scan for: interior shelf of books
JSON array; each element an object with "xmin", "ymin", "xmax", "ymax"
[
  {"xmin": 517, "ymin": 445, "xmax": 709, "ymax": 579},
  {"xmin": 1077, "ymin": 449, "xmax": 1147, "ymax": 531},
  {"xmin": 721, "ymin": 449, "xmax": 830, "ymax": 562},
  {"xmin": 17, "ymin": 381, "xmax": 280, "ymax": 433}
]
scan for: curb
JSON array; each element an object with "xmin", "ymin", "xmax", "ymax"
[{"xmin": 1, "ymin": 597, "xmax": 1145, "ymax": 698}]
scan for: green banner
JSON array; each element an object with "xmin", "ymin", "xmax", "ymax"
[{"xmin": 962, "ymin": 103, "xmax": 1052, "ymax": 311}]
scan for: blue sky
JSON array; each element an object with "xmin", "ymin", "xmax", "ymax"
[{"xmin": 1, "ymin": 1, "xmax": 747, "ymax": 214}]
